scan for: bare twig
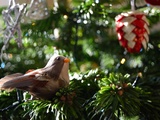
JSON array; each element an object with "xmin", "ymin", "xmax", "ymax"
[{"xmin": 1, "ymin": 0, "xmax": 27, "ymax": 62}]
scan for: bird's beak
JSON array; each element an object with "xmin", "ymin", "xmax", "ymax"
[{"xmin": 64, "ymin": 58, "xmax": 70, "ymax": 63}]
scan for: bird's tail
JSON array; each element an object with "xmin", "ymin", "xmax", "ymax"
[{"xmin": 0, "ymin": 73, "xmax": 34, "ymax": 90}]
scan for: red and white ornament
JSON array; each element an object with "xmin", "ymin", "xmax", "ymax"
[{"xmin": 115, "ymin": 11, "xmax": 150, "ymax": 53}]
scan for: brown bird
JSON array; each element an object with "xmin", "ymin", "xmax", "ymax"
[{"xmin": 0, "ymin": 55, "xmax": 70, "ymax": 100}]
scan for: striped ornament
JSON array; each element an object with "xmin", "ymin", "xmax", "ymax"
[{"xmin": 115, "ymin": 11, "xmax": 149, "ymax": 53}]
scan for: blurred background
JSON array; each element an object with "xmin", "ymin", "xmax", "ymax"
[{"xmin": 0, "ymin": 0, "xmax": 159, "ymax": 77}]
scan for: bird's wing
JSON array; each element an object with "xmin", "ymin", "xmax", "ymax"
[{"xmin": 0, "ymin": 69, "xmax": 49, "ymax": 90}]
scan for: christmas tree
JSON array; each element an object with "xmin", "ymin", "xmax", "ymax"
[{"xmin": 0, "ymin": 0, "xmax": 160, "ymax": 119}]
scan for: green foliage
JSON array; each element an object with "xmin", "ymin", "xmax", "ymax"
[
  {"xmin": 21, "ymin": 84, "xmax": 84, "ymax": 120},
  {"xmin": 86, "ymin": 73, "xmax": 140, "ymax": 119},
  {"xmin": 85, "ymin": 72, "xmax": 160, "ymax": 120},
  {"xmin": 0, "ymin": 90, "xmax": 18, "ymax": 109},
  {"xmin": 1, "ymin": 70, "xmax": 160, "ymax": 119},
  {"xmin": 0, "ymin": 90, "xmax": 24, "ymax": 120}
]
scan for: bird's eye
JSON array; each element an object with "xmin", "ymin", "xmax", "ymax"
[{"xmin": 56, "ymin": 57, "xmax": 60, "ymax": 61}]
